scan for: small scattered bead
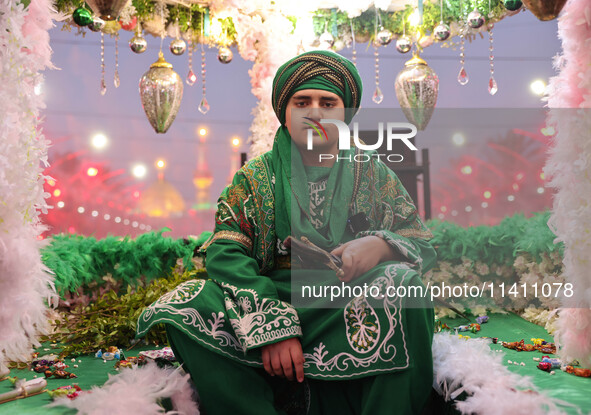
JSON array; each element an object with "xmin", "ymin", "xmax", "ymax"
[{"xmin": 508, "ymin": 360, "xmax": 512, "ymax": 364}]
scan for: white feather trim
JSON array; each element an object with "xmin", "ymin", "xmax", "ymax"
[
  {"xmin": 48, "ymin": 361, "xmax": 199, "ymax": 415},
  {"xmin": 432, "ymin": 333, "xmax": 578, "ymax": 415}
]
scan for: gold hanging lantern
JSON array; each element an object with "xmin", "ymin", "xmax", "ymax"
[
  {"xmin": 139, "ymin": 52, "xmax": 184, "ymax": 134},
  {"xmin": 395, "ymin": 53, "xmax": 439, "ymax": 131},
  {"xmin": 85, "ymin": 0, "xmax": 130, "ymax": 21},
  {"xmin": 522, "ymin": 0, "xmax": 568, "ymax": 21}
]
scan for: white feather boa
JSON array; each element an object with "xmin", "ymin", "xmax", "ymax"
[
  {"xmin": 49, "ymin": 362, "xmax": 199, "ymax": 415},
  {"xmin": 545, "ymin": 0, "xmax": 591, "ymax": 367},
  {"xmin": 432, "ymin": 333, "xmax": 577, "ymax": 415},
  {"xmin": 0, "ymin": 0, "xmax": 57, "ymax": 365}
]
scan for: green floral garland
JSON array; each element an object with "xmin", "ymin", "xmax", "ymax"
[{"xmin": 54, "ymin": 0, "xmax": 513, "ymax": 47}]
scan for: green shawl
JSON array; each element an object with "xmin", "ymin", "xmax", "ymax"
[{"xmin": 270, "ymin": 50, "xmax": 363, "ymax": 251}]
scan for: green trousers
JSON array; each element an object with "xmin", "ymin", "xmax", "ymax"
[{"xmin": 165, "ymin": 305, "xmax": 433, "ymax": 415}]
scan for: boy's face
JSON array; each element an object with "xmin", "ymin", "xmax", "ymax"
[{"xmin": 285, "ymin": 89, "xmax": 345, "ymax": 153}]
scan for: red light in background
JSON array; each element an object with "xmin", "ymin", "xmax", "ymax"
[
  {"xmin": 68, "ymin": 226, "xmax": 76, "ymax": 234},
  {"xmin": 133, "ymin": 191, "xmax": 140, "ymax": 198}
]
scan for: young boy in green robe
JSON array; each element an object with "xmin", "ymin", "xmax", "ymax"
[{"xmin": 137, "ymin": 50, "xmax": 436, "ymax": 415}]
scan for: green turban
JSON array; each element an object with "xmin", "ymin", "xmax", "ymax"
[{"xmin": 271, "ymin": 50, "xmax": 363, "ymax": 125}]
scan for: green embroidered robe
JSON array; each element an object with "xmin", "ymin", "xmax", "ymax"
[{"xmin": 136, "ymin": 149, "xmax": 436, "ymax": 379}]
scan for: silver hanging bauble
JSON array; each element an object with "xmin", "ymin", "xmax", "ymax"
[
  {"xmin": 467, "ymin": 9, "xmax": 485, "ymax": 28},
  {"xmin": 395, "ymin": 36, "xmax": 412, "ymax": 53},
  {"xmin": 376, "ymin": 28, "xmax": 393, "ymax": 46},
  {"xmin": 434, "ymin": 22, "xmax": 451, "ymax": 41},
  {"xmin": 319, "ymin": 31, "xmax": 335, "ymax": 49},
  {"xmin": 139, "ymin": 52, "xmax": 184, "ymax": 134},
  {"xmin": 217, "ymin": 46, "xmax": 233, "ymax": 64},
  {"xmin": 129, "ymin": 34, "xmax": 147, "ymax": 53},
  {"xmin": 88, "ymin": 17, "xmax": 106, "ymax": 32},
  {"xmin": 170, "ymin": 38, "xmax": 187, "ymax": 56},
  {"xmin": 395, "ymin": 53, "xmax": 439, "ymax": 131},
  {"xmin": 85, "ymin": 0, "xmax": 129, "ymax": 21}
]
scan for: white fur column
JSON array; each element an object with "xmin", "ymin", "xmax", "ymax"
[
  {"xmin": 0, "ymin": 0, "xmax": 57, "ymax": 367},
  {"xmin": 545, "ymin": 0, "xmax": 591, "ymax": 367}
]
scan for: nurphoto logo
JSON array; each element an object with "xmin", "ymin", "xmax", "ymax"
[{"xmin": 305, "ymin": 119, "xmax": 418, "ymax": 163}]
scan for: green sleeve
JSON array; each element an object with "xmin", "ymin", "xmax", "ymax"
[
  {"xmin": 200, "ymin": 172, "xmax": 302, "ymax": 352},
  {"xmin": 356, "ymin": 161, "xmax": 437, "ymax": 275}
]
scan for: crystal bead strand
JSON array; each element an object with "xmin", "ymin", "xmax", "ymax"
[
  {"xmin": 114, "ymin": 33, "xmax": 120, "ymax": 88},
  {"xmin": 100, "ymin": 32, "xmax": 106, "ymax": 95}
]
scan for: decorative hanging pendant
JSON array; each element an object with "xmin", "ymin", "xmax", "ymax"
[
  {"xmin": 88, "ymin": 16, "xmax": 106, "ymax": 32},
  {"xmin": 114, "ymin": 33, "xmax": 120, "ymax": 88},
  {"xmin": 434, "ymin": 22, "xmax": 451, "ymax": 41},
  {"xmin": 372, "ymin": 46, "xmax": 383, "ymax": 104},
  {"xmin": 139, "ymin": 52, "xmax": 184, "ymax": 133},
  {"xmin": 217, "ymin": 46, "xmax": 233, "ymax": 64},
  {"xmin": 85, "ymin": 0, "xmax": 129, "ymax": 21},
  {"xmin": 396, "ymin": 37, "xmax": 412, "ymax": 54},
  {"xmin": 100, "ymin": 32, "xmax": 106, "ymax": 95},
  {"xmin": 198, "ymin": 45, "xmax": 209, "ymax": 114},
  {"xmin": 457, "ymin": 28, "xmax": 469, "ymax": 85},
  {"xmin": 73, "ymin": 7, "xmax": 93, "ymax": 27},
  {"xmin": 522, "ymin": 0, "xmax": 567, "ymax": 21},
  {"xmin": 170, "ymin": 38, "xmax": 187, "ymax": 56},
  {"xmin": 186, "ymin": 44, "xmax": 197, "ymax": 86},
  {"xmin": 503, "ymin": 0, "xmax": 523, "ymax": 11},
  {"xmin": 395, "ymin": 53, "xmax": 439, "ymax": 131},
  {"xmin": 130, "ymin": 26, "xmax": 147, "ymax": 54},
  {"xmin": 376, "ymin": 28, "xmax": 393, "ymax": 46},
  {"xmin": 467, "ymin": 9, "xmax": 485, "ymax": 28},
  {"xmin": 488, "ymin": 24, "xmax": 497, "ymax": 95}
]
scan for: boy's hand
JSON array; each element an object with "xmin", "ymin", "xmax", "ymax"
[
  {"xmin": 330, "ymin": 235, "xmax": 402, "ymax": 282},
  {"xmin": 261, "ymin": 337, "xmax": 304, "ymax": 382}
]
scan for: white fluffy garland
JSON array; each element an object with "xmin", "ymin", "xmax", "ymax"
[
  {"xmin": 49, "ymin": 361, "xmax": 199, "ymax": 415},
  {"xmin": 0, "ymin": 0, "xmax": 57, "ymax": 365},
  {"xmin": 432, "ymin": 333, "xmax": 575, "ymax": 415},
  {"xmin": 545, "ymin": 0, "xmax": 591, "ymax": 368}
]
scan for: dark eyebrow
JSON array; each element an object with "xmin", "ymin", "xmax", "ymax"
[{"xmin": 292, "ymin": 95, "xmax": 338, "ymax": 101}]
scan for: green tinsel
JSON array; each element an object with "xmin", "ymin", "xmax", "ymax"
[
  {"xmin": 427, "ymin": 211, "xmax": 563, "ymax": 266},
  {"xmin": 42, "ymin": 229, "xmax": 211, "ymax": 297}
]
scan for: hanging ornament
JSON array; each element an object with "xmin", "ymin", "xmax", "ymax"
[
  {"xmin": 521, "ymin": 0, "xmax": 567, "ymax": 21},
  {"xmin": 217, "ymin": 46, "xmax": 233, "ymax": 64},
  {"xmin": 73, "ymin": 7, "xmax": 93, "ymax": 27},
  {"xmin": 372, "ymin": 46, "xmax": 383, "ymax": 104},
  {"xmin": 139, "ymin": 52, "xmax": 184, "ymax": 134},
  {"xmin": 85, "ymin": 0, "xmax": 129, "ymax": 21},
  {"xmin": 186, "ymin": 44, "xmax": 197, "ymax": 86},
  {"xmin": 434, "ymin": 0, "xmax": 450, "ymax": 41},
  {"xmin": 114, "ymin": 33, "xmax": 120, "ymax": 88},
  {"xmin": 88, "ymin": 17, "xmax": 106, "ymax": 32},
  {"xmin": 395, "ymin": 53, "xmax": 439, "ymax": 131},
  {"xmin": 170, "ymin": 38, "xmax": 187, "ymax": 56},
  {"xmin": 376, "ymin": 28, "xmax": 393, "ymax": 46},
  {"xmin": 467, "ymin": 9, "xmax": 485, "ymax": 28},
  {"xmin": 434, "ymin": 22, "xmax": 451, "ymax": 41},
  {"xmin": 198, "ymin": 45, "xmax": 210, "ymax": 114},
  {"xmin": 319, "ymin": 31, "xmax": 335, "ymax": 49},
  {"xmin": 457, "ymin": 25, "xmax": 469, "ymax": 85},
  {"xmin": 396, "ymin": 37, "xmax": 412, "ymax": 54},
  {"xmin": 488, "ymin": 24, "xmax": 497, "ymax": 95},
  {"xmin": 130, "ymin": 34, "xmax": 147, "ymax": 53},
  {"xmin": 100, "ymin": 32, "xmax": 106, "ymax": 96},
  {"xmin": 119, "ymin": 16, "xmax": 137, "ymax": 31},
  {"xmin": 503, "ymin": 0, "xmax": 523, "ymax": 11},
  {"xmin": 350, "ymin": 19, "xmax": 357, "ymax": 67}
]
